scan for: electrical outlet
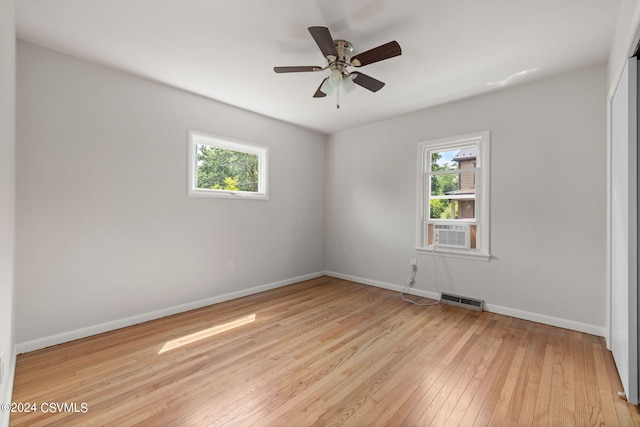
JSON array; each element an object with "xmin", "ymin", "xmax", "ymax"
[
  {"xmin": 410, "ymin": 258, "xmax": 417, "ymax": 267},
  {"xmin": 227, "ymin": 261, "xmax": 234, "ymax": 272}
]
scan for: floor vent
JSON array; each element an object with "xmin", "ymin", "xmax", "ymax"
[{"xmin": 440, "ymin": 292, "xmax": 484, "ymax": 311}]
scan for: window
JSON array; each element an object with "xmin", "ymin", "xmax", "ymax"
[
  {"xmin": 188, "ymin": 130, "xmax": 268, "ymax": 199},
  {"xmin": 416, "ymin": 131, "xmax": 490, "ymax": 259}
]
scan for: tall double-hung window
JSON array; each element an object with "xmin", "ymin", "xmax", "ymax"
[{"xmin": 417, "ymin": 131, "xmax": 490, "ymax": 259}]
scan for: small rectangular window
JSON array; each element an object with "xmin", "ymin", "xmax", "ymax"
[{"xmin": 188, "ymin": 130, "xmax": 268, "ymax": 199}]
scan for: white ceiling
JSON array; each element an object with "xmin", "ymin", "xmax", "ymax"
[{"xmin": 16, "ymin": 0, "xmax": 621, "ymax": 135}]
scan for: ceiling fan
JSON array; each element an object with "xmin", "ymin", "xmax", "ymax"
[{"xmin": 274, "ymin": 26, "xmax": 402, "ymax": 101}]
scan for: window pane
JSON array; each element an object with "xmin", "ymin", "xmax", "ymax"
[
  {"xmin": 430, "ymin": 173, "xmax": 459, "ymax": 196},
  {"xmin": 430, "ymin": 171, "xmax": 475, "ymax": 196},
  {"xmin": 451, "ymin": 199, "xmax": 475, "ymax": 219},
  {"xmin": 429, "ymin": 198, "xmax": 475, "ymax": 220},
  {"xmin": 430, "ymin": 149, "xmax": 458, "ymax": 171},
  {"xmin": 430, "ymin": 145, "xmax": 477, "ymax": 172},
  {"xmin": 429, "ymin": 169, "xmax": 476, "ymax": 219},
  {"xmin": 195, "ymin": 144, "xmax": 259, "ymax": 192},
  {"xmin": 429, "ymin": 198, "xmax": 450, "ymax": 219}
]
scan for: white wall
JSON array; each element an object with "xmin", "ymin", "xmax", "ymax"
[
  {"xmin": 15, "ymin": 41, "xmax": 326, "ymax": 349},
  {"xmin": 326, "ymin": 65, "xmax": 607, "ymax": 334},
  {"xmin": 0, "ymin": 0, "xmax": 16, "ymax": 424}
]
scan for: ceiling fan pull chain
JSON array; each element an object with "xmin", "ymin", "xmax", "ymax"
[{"xmin": 337, "ymin": 85, "xmax": 340, "ymax": 109}]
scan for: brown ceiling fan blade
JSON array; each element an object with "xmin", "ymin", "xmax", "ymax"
[
  {"xmin": 351, "ymin": 72, "xmax": 385, "ymax": 92},
  {"xmin": 274, "ymin": 66, "xmax": 323, "ymax": 73},
  {"xmin": 313, "ymin": 78, "xmax": 328, "ymax": 98},
  {"xmin": 308, "ymin": 26, "xmax": 339, "ymax": 59},
  {"xmin": 351, "ymin": 41, "xmax": 402, "ymax": 67}
]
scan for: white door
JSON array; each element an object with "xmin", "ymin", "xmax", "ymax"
[{"xmin": 611, "ymin": 57, "xmax": 638, "ymax": 405}]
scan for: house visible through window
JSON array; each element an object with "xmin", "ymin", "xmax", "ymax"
[
  {"xmin": 188, "ymin": 130, "xmax": 268, "ymax": 199},
  {"xmin": 417, "ymin": 131, "xmax": 490, "ymax": 259}
]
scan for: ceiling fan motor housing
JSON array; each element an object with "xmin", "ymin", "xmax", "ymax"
[{"xmin": 330, "ymin": 40, "xmax": 353, "ymax": 77}]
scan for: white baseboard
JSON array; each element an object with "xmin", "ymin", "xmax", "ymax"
[
  {"xmin": 325, "ymin": 270, "xmax": 441, "ymax": 300},
  {"xmin": 16, "ymin": 272, "xmax": 326, "ymax": 354},
  {"xmin": 324, "ymin": 271, "xmax": 606, "ymax": 337},
  {"xmin": 482, "ymin": 303, "xmax": 606, "ymax": 337}
]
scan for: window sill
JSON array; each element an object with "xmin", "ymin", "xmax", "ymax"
[
  {"xmin": 415, "ymin": 246, "xmax": 491, "ymax": 261},
  {"xmin": 188, "ymin": 189, "xmax": 269, "ymax": 200}
]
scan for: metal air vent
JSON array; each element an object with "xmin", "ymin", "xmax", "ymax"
[{"xmin": 440, "ymin": 292, "xmax": 483, "ymax": 311}]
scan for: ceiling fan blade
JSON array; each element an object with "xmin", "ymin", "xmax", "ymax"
[
  {"xmin": 350, "ymin": 72, "xmax": 385, "ymax": 92},
  {"xmin": 308, "ymin": 26, "xmax": 339, "ymax": 59},
  {"xmin": 313, "ymin": 78, "xmax": 328, "ymax": 98},
  {"xmin": 274, "ymin": 66, "xmax": 323, "ymax": 73},
  {"xmin": 351, "ymin": 41, "xmax": 402, "ymax": 67}
]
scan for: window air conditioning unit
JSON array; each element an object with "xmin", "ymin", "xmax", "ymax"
[{"xmin": 433, "ymin": 223, "xmax": 470, "ymax": 249}]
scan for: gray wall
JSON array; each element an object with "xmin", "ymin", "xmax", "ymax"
[
  {"xmin": 326, "ymin": 65, "xmax": 607, "ymax": 334},
  {"xmin": 0, "ymin": 0, "xmax": 16, "ymax": 422},
  {"xmin": 608, "ymin": 0, "xmax": 640, "ymax": 92},
  {"xmin": 15, "ymin": 41, "xmax": 326, "ymax": 348}
]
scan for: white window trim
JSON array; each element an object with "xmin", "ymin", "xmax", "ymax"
[
  {"xmin": 187, "ymin": 130, "xmax": 269, "ymax": 200},
  {"xmin": 416, "ymin": 130, "xmax": 491, "ymax": 260}
]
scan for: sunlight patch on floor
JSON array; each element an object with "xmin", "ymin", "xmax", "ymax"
[{"xmin": 159, "ymin": 314, "xmax": 256, "ymax": 353}]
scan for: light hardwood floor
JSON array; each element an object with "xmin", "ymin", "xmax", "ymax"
[{"xmin": 10, "ymin": 276, "xmax": 640, "ymax": 426}]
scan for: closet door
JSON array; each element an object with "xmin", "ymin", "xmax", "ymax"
[{"xmin": 611, "ymin": 57, "xmax": 638, "ymax": 405}]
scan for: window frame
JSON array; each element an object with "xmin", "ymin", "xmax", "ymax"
[
  {"xmin": 416, "ymin": 130, "xmax": 491, "ymax": 260},
  {"xmin": 187, "ymin": 130, "xmax": 269, "ymax": 200}
]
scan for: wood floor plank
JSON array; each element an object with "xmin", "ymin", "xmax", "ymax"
[
  {"xmin": 9, "ymin": 277, "xmax": 636, "ymax": 426},
  {"xmin": 532, "ymin": 343, "xmax": 556, "ymax": 424},
  {"xmin": 461, "ymin": 317, "xmax": 521, "ymax": 426},
  {"xmin": 592, "ymin": 342, "xmax": 623, "ymax": 426},
  {"xmin": 601, "ymin": 343, "xmax": 637, "ymax": 427},
  {"xmin": 487, "ymin": 343, "xmax": 527, "ymax": 425},
  {"xmin": 442, "ymin": 335, "xmax": 501, "ymax": 426},
  {"xmin": 500, "ymin": 321, "xmax": 532, "ymax": 425}
]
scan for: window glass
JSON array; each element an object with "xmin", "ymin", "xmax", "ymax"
[
  {"xmin": 188, "ymin": 131, "xmax": 268, "ymax": 199},
  {"xmin": 195, "ymin": 145, "xmax": 259, "ymax": 192}
]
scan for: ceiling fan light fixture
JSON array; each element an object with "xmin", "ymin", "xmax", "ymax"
[
  {"xmin": 342, "ymin": 75, "xmax": 356, "ymax": 94},
  {"xmin": 328, "ymin": 69, "xmax": 343, "ymax": 87},
  {"xmin": 320, "ymin": 78, "xmax": 334, "ymax": 95}
]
